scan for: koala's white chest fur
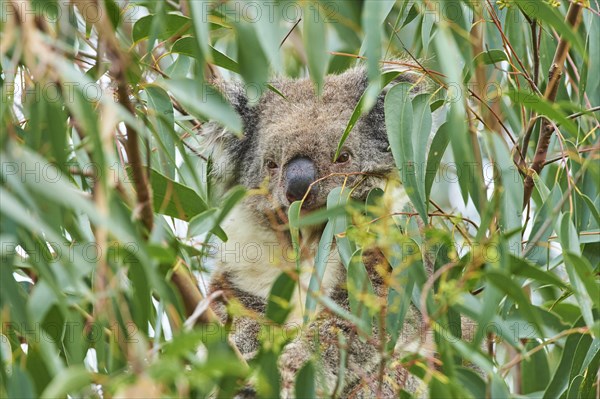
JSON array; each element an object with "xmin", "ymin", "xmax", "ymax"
[{"xmin": 216, "ymin": 204, "xmax": 341, "ymax": 322}]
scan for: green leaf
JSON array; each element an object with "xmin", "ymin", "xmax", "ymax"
[
  {"xmin": 334, "ymin": 71, "xmax": 404, "ymax": 160},
  {"xmin": 360, "ymin": 0, "xmax": 395, "ymax": 108},
  {"xmin": 266, "ymin": 272, "xmax": 297, "ymax": 325},
  {"xmin": 385, "ymin": 83, "xmax": 428, "ymax": 224},
  {"xmin": 40, "ymin": 366, "xmax": 91, "ymax": 398},
  {"xmin": 491, "ymin": 373, "xmax": 510, "ymax": 399},
  {"xmin": 509, "ymin": 255, "xmax": 567, "ymax": 289},
  {"xmin": 473, "ymin": 49, "xmax": 508, "ymax": 65},
  {"xmin": 456, "ymin": 367, "xmax": 486, "ymax": 399},
  {"xmin": 295, "ymin": 360, "xmax": 316, "ymax": 399},
  {"xmin": 303, "ymin": 2, "xmax": 329, "ymax": 96},
  {"xmin": 304, "ymin": 187, "xmax": 350, "ymax": 321},
  {"xmin": 256, "ymin": 350, "xmax": 280, "ymax": 398},
  {"xmin": 304, "ymin": 217, "xmax": 335, "ymax": 322},
  {"xmin": 159, "ymin": 78, "xmax": 242, "ymax": 135},
  {"xmin": 292, "ymin": 205, "xmax": 347, "ymax": 229},
  {"xmin": 412, "ymin": 93, "xmax": 433, "ymax": 208},
  {"xmin": 188, "ymin": 0, "xmax": 211, "ymax": 62},
  {"xmin": 508, "ymin": 90, "xmax": 579, "ymax": 137},
  {"xmin": 187, "ymin": 208, "xmax": 219, "ymax": 237},
  {"xmin": 144, "ymin": 167, "xmax": 208, "ymax": 221},
  {"xmin": 513, "ymin": 0, "xmax": 586, "ymax": 56},
  {"xmin": 288, "ymin": 201, "xmax": 303, "ymax": 310},
  {"xmin": 560, "ymin": 215, "xmax": 595, "ymax": 328},
  {"xmin": 132, "ymin": 14, "xmax": 191, "ymax": 42},
  {"xmin": 7, "ymin": 366, "xmax": 37, "ymax": 399},
  {"xmin": 425, "ymin": 122, "xmax": 451, "ymax": 202},
  {"xmin": 144, "ymin": 85, "xmax": 176, "ymax": 178},
  {"xmin": 580, "ymin": 342, "xmax": 600, "ymax": 398},
  {"xmin": 543, "ymin": 317, "xmax": 586, "ymax": 398},
  {"xmin": 171, "ymin": 38, "xmax": 241, "ymax": 74},
  {"xmin": 484, "ymin": 134, "xmax": 523, "ymax": 256},
  {"xmin": 347, "ymin": 249, "xmax": 375, "ymax": 334},
  {"xmin": 486, "ymin": 271, "xmax": 544, "ymax": 336},
  {"xmin": 235, "ymin": 21, "xmax": 269, "ymax": 102},
  {"xmin": 433, "ymin": 20, "xmax": 474, "ymax": 206},
  {"xmin": 384, "ymin": 239, "xmax": 418, "ymax": 351},
  {"xmin": 527, "ymin": 186, "xmax": 562, "ymax": 264},
  {"xmin": 255, "ymin": 3, "xmax": 283, "ymax": 74},
  {"xmin": 521, "ymin": 339, "xmax": 550, "ymax": 394},
  {"xmin": 564, "ymin": 252, "xmax": 599, "ymax": 312}
]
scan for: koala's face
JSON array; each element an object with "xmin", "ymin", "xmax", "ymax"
[{"xmin": 207, "ymin": 66, "xmax": 405, "ymax": 222}]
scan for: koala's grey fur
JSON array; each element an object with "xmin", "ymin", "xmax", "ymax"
[{"xmin": 204, "ymin": 63, "xmax": 439, "ymax": 398}]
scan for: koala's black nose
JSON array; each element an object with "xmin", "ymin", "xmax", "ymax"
[{"xmin": 285, "ymin": 157, "xmax": 319, "ymax": 204}]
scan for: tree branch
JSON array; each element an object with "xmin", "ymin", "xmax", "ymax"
[
  {"xmin": 521, "ymin": 1, "xmax": 584, "ymax": 208},
  {"xmin": 106, "ymin": 14, "xmax": 215, "ymax": 333}
]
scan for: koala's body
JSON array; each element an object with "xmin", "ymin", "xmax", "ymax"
[{"xmin": 205, "ymin": 64, "xmax": 434, "ymax": 397}]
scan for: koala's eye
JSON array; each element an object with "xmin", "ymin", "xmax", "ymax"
[
  {"xmin": 266, "ymin": 160, "xmax": 279, "ymax": 169},
  {"xmin": 335, "ymin": 152, "xmax": 351, "ymax": 164}
]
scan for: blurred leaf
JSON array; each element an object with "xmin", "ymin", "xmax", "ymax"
[
  {"xmin": 141, "ymin": 167, "xmax": 208, "ymax": 221},
  {"xmin": 484, "ymin": 134, "xmax": 523, "ymax": 256},
  {"xmin": 513, "ymin": 0, "xmax": 586, "ymax": 55},
  {"xmin": 334, "ymin": 70, "xmax": 404, "ymax": 160},
  {"xmin": 347, "ymin": 249, "xmax": 374, "ymax": 333},
  {"xmin": 508, "ymin": 90, "xmax": 579, "ymax": 137},
  {"xmin": 144, "ymin": 85, "xmax": 176, "ymax": 178},
  {"xmin": 521, "ymin": 339, "xmax": 551, "ymax": 394},
  {"xmin": 473, "ymin": 49, "xmax": 508, "ymax": 65},
  {"xmin": 304, "ymin": 187, "xmax": 351, "ymax": 321},
  {"xmin": 385, "ymin": 239, "xmax": 418, "ymax": 351},
  {"xmin": 361, "ymin": 0, "xmax": 395, "ymax": 108},
  {"xmin": 563, "ymin": 253, "xmax": 600, "ymax": 310},
  {"xmin": 456, "ymin": 367, "xmax": 486, "ymax": 399},
  {"xmin": 486, "ymin": 271, "xmax": 544, "ymax": 336},
  {"xmin": 509, "ymin": 255, "xmax": 567, "ymax": 289},
  {"xmin": 491, "ymin": 373, "xmax": 510, "ymax": 399},
  {"xmin": 132, "ymin": 14, "xmax": 191, "ymax": 42},
  {"xmin": 188, "ymin": 0, "xmax": 211, "ymax": 62},
  {"xmin": 40, "ymin": 366, "xmax": 91, "ymax": 398},
  {"xmin": 544, "ymin": 317, "xmax": 587, "ymax": 398},
  {"xmin": 171, "ymin": 38, "xmax": 240, "ymax": 73},
  {"xmin": 292, "ymin": 205, "xmax": 347, "ymax": 229},
  {"xmin": 433, "ymin": 21, "xmax": 475, "ymax": 206},
  {"xmin": 235, "ymin": 21, "xmax": 269, "ymax": 102},
  {"xmin": 295, "ymin": 360, "xmax": 316, "ymax": 399},
  {"xmin": 256, "ymin": 350, "xmax": 280, "ymax": 398},
  {"xmin": 266, "ymin": 272, "xmax": 296, "ymax": 325},
  {"xmin": 7, "ymin": 366, "xmax": 37, "ymax": 399},
  {"xmin": 559, "ymin": 215, "xmax": 595, "ymax": 328},
  {"xmin": 159, "ymin": 78, "xmax": 242, "ymax": 135},
  {"xmin": 304, "ymin": 215, "xmax": 335, "ymax": 321},
  {"xmin": 187, "ymin": 208, "xmax": 219, "ymax": 237},
  {"xmin": 303, "ymin": 2, "xmax": 329, "ymax": 95}
]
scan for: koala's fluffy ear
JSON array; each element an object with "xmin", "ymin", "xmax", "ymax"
[{"xmin": 202, "ymin": 80, "xmax": 258, "ymax": 187}]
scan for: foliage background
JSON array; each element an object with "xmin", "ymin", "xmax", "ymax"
[{"xmin": 0, "ymin": 0, "xmax": 599, "ymax": 397}]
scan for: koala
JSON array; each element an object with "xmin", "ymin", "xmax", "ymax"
[{"xmin": 203, "ymin": 63, "xmax": 437, "ymax": 398}]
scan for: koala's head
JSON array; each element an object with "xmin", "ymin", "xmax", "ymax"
[{"xmin": 204, "ymin": 64, "xmax": 425, "ymax": 222}]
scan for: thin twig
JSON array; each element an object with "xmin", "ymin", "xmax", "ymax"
[
  {"xmin": 280, "ymin": 18, "xmax": 302, "ymax": 48},
  {"xmin": 567, "ymin": 105, "xmax": 600, "ymax": 120},
  {"xmin": 543, "ymin": 145, "xmax": 600, "ymax": 166},
  {"xmin": 500, "ymin": 327, "xmax": 589, "ymax": 373},
  {"xmin": 531, "ymin": 19, "xmax": 540, "ymax": 87}
]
